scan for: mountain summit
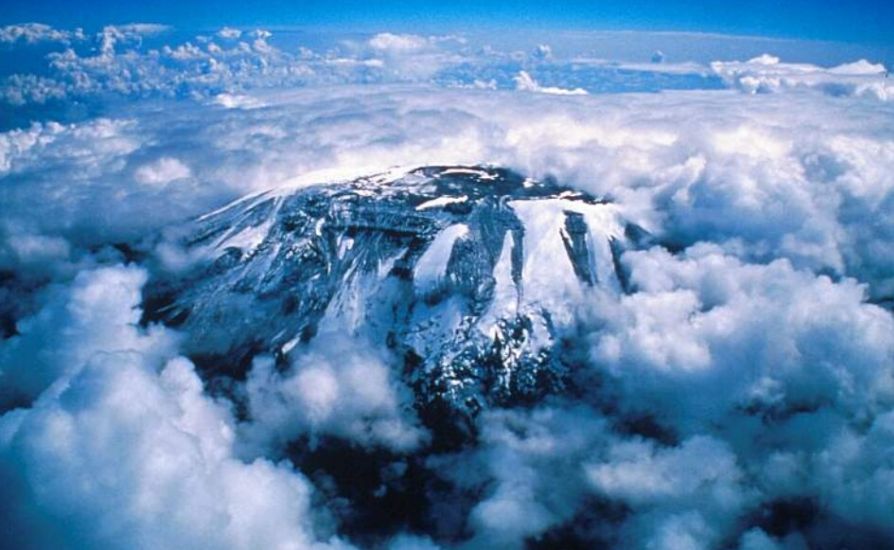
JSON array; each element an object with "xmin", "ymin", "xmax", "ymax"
[{"xmin": 145, "ymin": 165, "xmax": 651, "ymax": 439}]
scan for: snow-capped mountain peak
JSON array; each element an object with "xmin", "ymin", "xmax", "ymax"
[{"xmin": 145, "ymin": 165, "xmax": 651, "ymax": 433}]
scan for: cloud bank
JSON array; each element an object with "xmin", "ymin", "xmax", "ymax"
[
  {"xmin": 1, "ymin": 22, "xmax": 893, "ymax": 550},
  {"xmin": 0, "ymin": 266, "xmax": 351, "ymax": 549}
]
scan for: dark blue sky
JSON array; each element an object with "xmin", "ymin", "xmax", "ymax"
[{"xmin": 2, "ymin": 0, "xmax": 893, "ymax": 46}]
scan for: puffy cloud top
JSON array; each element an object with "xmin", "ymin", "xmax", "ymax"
[
  {"xmin": 1, "ymin": 20, "xmax": 893, "ymax": 550},
  {"xmin": 0, "ymin": 23, "xmax": 85, "ymax": 44}
]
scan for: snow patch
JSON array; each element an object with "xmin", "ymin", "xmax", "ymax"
[
  {"xmin": 414, "ymin": 224, "xmax": 469, "ymax": 291},
  {"xmin": 416, "ymin": 195, "xmax": 469, "ymax": 210}
]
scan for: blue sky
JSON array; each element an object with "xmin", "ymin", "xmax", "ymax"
[{"xmin": 2, "ymin": 0, "xmax": 893, "ymax": 46}]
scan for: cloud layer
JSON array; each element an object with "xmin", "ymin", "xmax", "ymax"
[
  {"xmin": 0, "ymin": 266, "xmax": 351, "ymax": 549},
  {"xmin": 1, "ymin": 22, "xmax": 893, "ymax": 550}
]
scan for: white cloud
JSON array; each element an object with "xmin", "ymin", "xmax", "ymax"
[
  {"xmin": 2, "ymin": 24, "xmax": 889, "ymax": 110},
  {"xmin": 514, "ymin": 70, "xmax": 588, "ymax": 95},
  {"xmin": 218, "ymin": 27, "xmax": 243, "ymax": 40},
  {"xmin": 243, "ymin": 332, "xmax": 426, "ymax": 453},
  {"xmin": 0, "ymin": 354, "xmax": 352, "ymax": 549},
  {"xmin": 1, "ymin": 23, "xmax": 894, "ymax": 548},
  {"xmin": 712, "ymin": 55, "xmax": 893, "ymax": 100},
  {"xmin": 134, "ymin": 156, "xmax": 191, "ymax": 186},
  {"xmin": 97, "ymin": 24, "xmax": 170, "ymax": 56},
  {"xmin": 2, "ymin": 70, "xmax": 893, "ymax": 305},
  {"xmin": 0, "ymin": 263, "xmax": 353, "ymax": 549},
  {"xmin": 0, "ymin": 224, "xmax": 71, "ymax": 274},
  {"xmin": 0, "ymin": 23, "xmax": 84, "ymax": 44},
  {"xmin": 586, "ymin": 436, "xmax": 748, "ymax": 548},
  {"xmin": 212, "ymin": 92, "xmax": 265, "ymax": 109},
  {"xmin": 452, "ymin": 406, "xmax": 609, "ymax": 547},
  {"xmin": 441, "ymin": 406, "xmax": 747, "ymax": 549},
  {"xmin": 0, "ymin": 265, "xmax": 179, "ymax": 408},
  {"xmin": 587, "ymin": 245, "xmax": 894, "ymax": 430},
  {"xmin": 578, "ymin": 245, "xmax": 894, "ymax": 543},
  {"xmin": 531, "ymin": 44, "xmax": 553, "ymax": 60},
  {"xmin": 368, "ymin": 33, "xmax": 431, "ymax": 53}
]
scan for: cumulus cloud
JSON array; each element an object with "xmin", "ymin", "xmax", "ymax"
[
  {"xmin": 217, "ymin": 26, "xmax": 243, "ymax": 40},
  {"xmin": 1, "ymin": 59, "xmax": 891, "ymax": 326},
  {"xmin": 134, "ymin": 156, "xmax": 192, "ymax": 186},
  {"xmin": 585, "ymin": 435, "xmax": 749, "ymax": 548},
  {"xmin": 0, "ymin": 264, "xmax": 352, "ymax": 548},
  {"xmin": 243, "ymin": 332, "xmax": 426, "ymax": 453},
  {"xmin": 0, "ymin": 26, "xmax": 469, "ymax": 109},
  {"xmin": 0, "ymin": 354, "xmax": 351, "ymax": 549},
  {"xmin": 1, "ymin": 21, "xmax": 894, "ymax": 550},
  {"xmin": 0, "ymin": 23, "xmax": 85, "ymax": 45},
  {"xmin": 0, "ymin": 114, "xmax": 266, "ymax": 249},
  {"xmin": 368, "ymin": 33, "xmax": 432, "ymax": 53},
  {"xmin": 437, "ymin": 406, "xmax": 746, "ymax": 549},
  {"xmin": 97, "ymin": 23, "xmax": 170, "ymax": 56},
  {"xmin": 0, "ymin": 265, "xmax": 179, "ymax": 409},
  {"xmin": 587, "ymin": 245, "xmax": 894, "ymax": 430},
  {"xmin": 570, "ymin": 245, "xmax": 894, "ymax": 545},
  {"xmin": 451, "ymin": 406, "xmax": 609, "ymax": 547},
  {"xmin": 712, "ymin": 54, "xmax": 893, "ymax": 100},
  {"xmin": 0, "ymin": 223, "xmax": 72, "ymax": 275},
  {"xmin": 1, "ymin": 23, "xmax": 888, "ymax": 111},
  {"xmin": 212, "ymin": 92, "xmax": 266, "ymax": 109},
  {"xmin": 429, "ymin": 256, "xmax": 894, "ymax": 546},
  {"xmin": 2, "ymin": 24, "xmax": 307, "ymax": 106},
  {"xmin": 0, "ymin": 23, "xmax": 727, "ymax": 111},
  {"xmin": 360, "ymin": 32, "xmax": 468, "ymax": 79},
  {"xmin": 513, "ymin": 70, "xmax": 588, "ymax": 95}
]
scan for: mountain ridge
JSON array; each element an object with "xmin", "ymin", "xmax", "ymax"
[{"xmin": 143, "ymin": 165, "xmax": 652, "ymax": 439}]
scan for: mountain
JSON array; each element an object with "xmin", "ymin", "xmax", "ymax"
[{"xmin": 143, "ymin": 165, "xmax": 652, "ymax": 440}]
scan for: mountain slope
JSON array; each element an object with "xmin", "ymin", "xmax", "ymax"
[{"xmin": 144, "ymin": 165, "xmax": 652, "ymax": 435}]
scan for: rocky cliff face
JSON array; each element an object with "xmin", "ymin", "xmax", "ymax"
[{"xmin": 144, "ymin": 165, "xmax": 651, "ymax": 438}]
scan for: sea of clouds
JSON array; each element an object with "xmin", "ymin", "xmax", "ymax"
[{"xmin": 1, "ymin": 22, "xmax": 893, "ymax": 549}]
